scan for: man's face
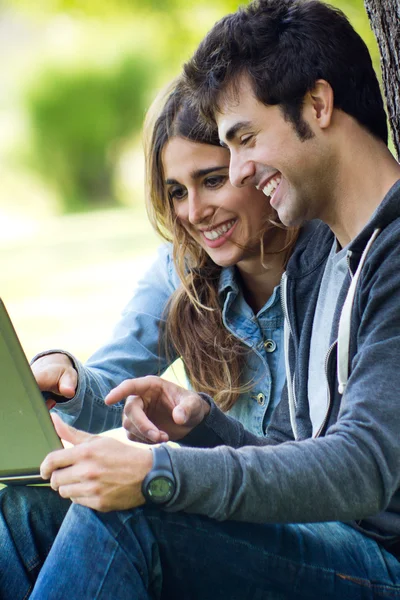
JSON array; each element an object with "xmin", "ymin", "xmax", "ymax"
[{"xmin": 216, "ymin": 76, "xmax": 332, "ymax": 227}]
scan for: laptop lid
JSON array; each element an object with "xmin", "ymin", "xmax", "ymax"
[{"xmin": 0, "ymin": 298, "xmax": 63, "ymax": 485}]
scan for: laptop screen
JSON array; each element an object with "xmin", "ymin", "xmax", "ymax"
[{"xmin": 0, "ymin": 299, "xmax": 63, "ymax": 483}]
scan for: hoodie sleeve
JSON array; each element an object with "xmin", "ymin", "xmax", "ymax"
[{"xmin": 180, "ymin": 387, "xmax": 294, "ymax": 449}]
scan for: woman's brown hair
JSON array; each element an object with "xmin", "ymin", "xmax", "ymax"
[{"xmin": 144, "ymin": 80, "xmax": 298, "ymax": 411}]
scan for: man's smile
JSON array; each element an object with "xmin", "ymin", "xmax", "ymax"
[{"xmin": 257, "ymin": 172, "xmax": 282, "ymax": 200}]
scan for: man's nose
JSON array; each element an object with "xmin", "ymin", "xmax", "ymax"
[{"xmin": 229, "ymin": 153, "xmax": 255, "ymax": 188}]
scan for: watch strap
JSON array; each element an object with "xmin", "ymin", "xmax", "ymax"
[
  {"xmin": 142, "ymin": 444, "xmax": 176, "ymax": 506},
  {"xmin": 152, "ymin": 444, "xmax": 173, "ymax": 472}
]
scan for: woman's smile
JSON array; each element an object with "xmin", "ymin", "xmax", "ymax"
[
  {"xmin": 199, "ymin": 218, "xmax": 238, "ymax": 247},
  {"xmin": 162, "ymin": 137, "xmax": 275, "ymax": 268}
]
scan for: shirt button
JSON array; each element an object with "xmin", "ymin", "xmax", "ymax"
[
  {"xmin": 256, "ymin": 393, "xmax": 265, "ymax": 406},
  {"xmin": 264, "ymin": 339, "xmax": 276, "ymax": 353}
]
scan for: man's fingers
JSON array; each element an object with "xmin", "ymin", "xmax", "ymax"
[
  {"xmin": 51, "ymin": 413, "xmax": 93, "ymax": 446},
  {"xmin": 105, "ymin": 376, "xmax": 162, "ymax": 406},
  {"xmin": 40, "ymin": 423, "xmax": 97, "ymax": 480},
  {"xmin": 123, "ymin": 396, "xmax": 168, "ymax": 443},
  {"xmin": 173, "ymin": 405, "xmax": 188, "ymax": 425},
  {"xmin": 172, "ymin": 393, "xmax": 209, "ymax": 427},
  {"xmin": 122, "ymin": 414, "xmax": 152, "ymax": 443},
  {"xmin": 50, "ymin": 465, "xmax": 81, "ymax": 492},
  {"xmin": 41, "ymin": 445, "xmax": 79, "ymax": 480},
  {"xmin": 105, "ymin": 379, "xmax": 140, "ymax": 405},
  {"xmin": 107, "ymin": 377, "xmax": 207, "ymax": 442}
]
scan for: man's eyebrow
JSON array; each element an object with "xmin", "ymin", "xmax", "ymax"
[
  {"xmin": 165, "ymin": 166, "xmax": 228, "ymax": 185},
  {"xmin": 223, "ymin": 121, "xmax": 252, "ymax": 143}
]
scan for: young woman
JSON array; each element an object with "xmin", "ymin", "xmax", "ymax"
[
  {"xmin": 32, "ymin": 82, "xmax": 298, "ymax": 438},
  {"xmin": 1, "ymin": 82, "xmax": 298, "ymax": 599}
]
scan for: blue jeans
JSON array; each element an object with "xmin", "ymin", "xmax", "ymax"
[
  {"xmin": 0, "ymin": 486, "xmax": 71, "ymax": 599},
  {"xmin": 2, "ymin": 487, "xmax": 400, "ymax": 600}
]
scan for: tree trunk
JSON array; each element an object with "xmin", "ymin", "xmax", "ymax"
[{"xmin": 364, "ymin": 0, "xmax": 400, "ymax": 159}]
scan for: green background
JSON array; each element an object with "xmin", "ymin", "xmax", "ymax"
[{"xmin": 0, "ymin": 0, "xmax": 380, "ymax": 366}]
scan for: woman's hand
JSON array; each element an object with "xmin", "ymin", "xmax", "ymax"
[
  {"xmin": 32, "ymin": 353, "xmax": 77, "ymax": 408},
  {"xmin": 105, "ymin": 376, "xmax": 210, "ymax": 444},
  {"xmin": 41, "ymin": 414, "xmax": 153, "ymax": 512}
]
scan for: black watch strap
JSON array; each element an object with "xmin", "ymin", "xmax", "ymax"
[
  {"xmin": 153, "ymin": 444, "xmax": 173, "ymax": 471},
  {"xmin": 142, "ymin": 445, "xmax": 176, "ymax": 506}
]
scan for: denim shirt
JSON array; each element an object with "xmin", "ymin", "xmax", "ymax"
[
  {"xmin": 219, "ymin": 268, "xmax": 285, "ymax": 436},
  {"xmin": 39, "ymin": 244, "xmax": 285, "ymax": 437}
]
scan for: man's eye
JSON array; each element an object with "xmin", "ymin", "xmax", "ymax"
[
  {"xmin": 205, "ymin": 175, "xmax": 226, "ymax": 188},
  {"xmin": 169, "ymin": 187, "xmax": 187, "ymax": 201},
  {"xmin": 240, "ymin": 134, "xmax": 253, "ymax": 146}
]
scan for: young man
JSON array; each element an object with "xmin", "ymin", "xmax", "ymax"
[{"xmin": 2, "ymin": 1, "xmax": 400, "ymax": 598}]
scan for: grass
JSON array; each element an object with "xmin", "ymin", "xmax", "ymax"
[
  {"xmin": 0, "ymin": 205, "xmax": 184, "ymax": 378},
  {"xmin": 0, "ymin": 205, "xmax": 160, "ymax": 359}
]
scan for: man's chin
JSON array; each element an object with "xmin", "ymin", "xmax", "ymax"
[{"xmin": 276, "ymin": 209, "xmax": 306, "ymax": 228}]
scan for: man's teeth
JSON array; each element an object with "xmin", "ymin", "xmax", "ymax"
[
  {"xmin": 203, "ymin": 219, "xmax": 236, "ymax": 241},
  {"xmin": 262, "ymin": 175, "xmax": 282, "ymax": 198}
]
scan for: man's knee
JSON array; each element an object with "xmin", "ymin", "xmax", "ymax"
[
  {"xmin": 0, "ymin": 485, "xmax": 70, "ymax": 550},
  {"xmin": 0, "ymin": 485, "xmax": 30, "ymax": 525}
]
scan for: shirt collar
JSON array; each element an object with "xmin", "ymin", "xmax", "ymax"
[
  {"xmin": 218, "ymin": 266, "xmax": 240, "ymax": 298},
  {"xmin": 217, "ymin": 265, "xmax": 282, "ymax": 312}
]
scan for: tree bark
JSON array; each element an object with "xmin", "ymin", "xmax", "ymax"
[{"xmin": 364, "ymin": 0, "xmax": 400, "ymax": 159}]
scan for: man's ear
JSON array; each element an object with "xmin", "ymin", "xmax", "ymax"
[{"xmin": 307, "ymin": 79, "xmax": 334, "ymax": 130}]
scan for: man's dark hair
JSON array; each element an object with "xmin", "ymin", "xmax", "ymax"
[{"xmin": 183, "ymin": 0, "xmax": 388, "ymax": 143}]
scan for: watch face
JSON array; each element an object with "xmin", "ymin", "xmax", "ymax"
[{"xmin": 148, "ymin": 476, "xmax": 174, "ymax": 503}]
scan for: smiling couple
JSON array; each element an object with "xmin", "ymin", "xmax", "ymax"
[{"xmin": 2, "ymin": 1, "xmax": 400, "ymax": 599}]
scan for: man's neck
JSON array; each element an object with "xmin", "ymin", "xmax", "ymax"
[{"xmin": 321, "ymin": 122, "xmax": 400, "ymax": 247}]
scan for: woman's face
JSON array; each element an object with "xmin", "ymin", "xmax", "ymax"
[{"xmin": 162, "ymin": 136, "xmax": 275, "ymax": 268}]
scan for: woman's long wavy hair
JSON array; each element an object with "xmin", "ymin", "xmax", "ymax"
[{"xmin": 144, "ymin": 80, "xmax": 298, "ymax": 411}]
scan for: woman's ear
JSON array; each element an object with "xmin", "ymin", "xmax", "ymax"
[{"xmin": 307, "ymin": 79, "xmax": 334, "ymax": 130}]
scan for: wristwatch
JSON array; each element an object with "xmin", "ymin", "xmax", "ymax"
[{"xmin": 142, "ymin": 445, "xmax": 176, "ymax": 505}]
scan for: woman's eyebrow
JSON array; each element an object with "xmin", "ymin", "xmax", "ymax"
[
  {"xmin": 190, "ymin": 166, "xmax": 228, "ymax": 179},
  {"xmin": 165, "ymin": 166, "xmax": 228, "ymax": 186}
]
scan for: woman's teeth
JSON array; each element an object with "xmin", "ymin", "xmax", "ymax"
[
  {"xmin": 262, "ymin": 175, "xmax": 282, "ymax": 198},
  {"xmin": 203, "ymin": 219, "xmax": 236, "ymax": 240}
]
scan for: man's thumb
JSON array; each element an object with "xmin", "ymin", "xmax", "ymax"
[
  {"xmin": 173, "ymin": 405, "xmax": 188, "ymax": 425},
  {"xmin": 51, "ymin": 413, "xmax": 91, "ymax": 446}
]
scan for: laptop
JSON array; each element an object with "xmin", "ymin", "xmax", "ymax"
[{"xmin": 0, "ymin": 298, "xmax": 63, "ymax": 485}]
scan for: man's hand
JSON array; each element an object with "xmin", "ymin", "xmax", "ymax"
[
  {"xmin": 32, "ymin": 353, "xmax": 77, "ymax": 408},
  {"xmin": 41, "ymin": 414, "xmax": 153, "ymax": 512},
  {"xmin": 105, "ymin": 376, "xmax": 210, "ymax": 444}
]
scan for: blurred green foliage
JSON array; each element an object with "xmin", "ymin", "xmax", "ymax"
[
  {"xmin": 3, "ymin": 0, "xmax": 379, "ymax": 213},
  {"xmin": 25, "ymin": 54, "xmax": 154, "ymax": 212},
  {"xmin": 8, "ymin": 0, "xmax": 239, "ymax": 16}
]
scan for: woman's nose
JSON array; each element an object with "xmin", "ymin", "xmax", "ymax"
[{"xmin": 187, "ymin": 192, "xmax": 214, "ymax": 225}]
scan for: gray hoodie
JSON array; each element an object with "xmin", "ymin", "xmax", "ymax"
[{"xmin": 165, "ymin": 180, "xmax": 400, "ymax": 551}]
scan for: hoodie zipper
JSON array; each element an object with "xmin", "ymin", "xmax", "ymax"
[{"xmin": 314, "ymin": 340, "xmax": 337, "ymax": 438}]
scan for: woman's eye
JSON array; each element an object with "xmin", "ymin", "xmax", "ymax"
[
  {"xmin": 204, "ymin": 175, "xmax": 226, "ymax": 189},
  {"xmin": 169, "ymin": 186, "xmax": 187, "ymax": 201}
]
